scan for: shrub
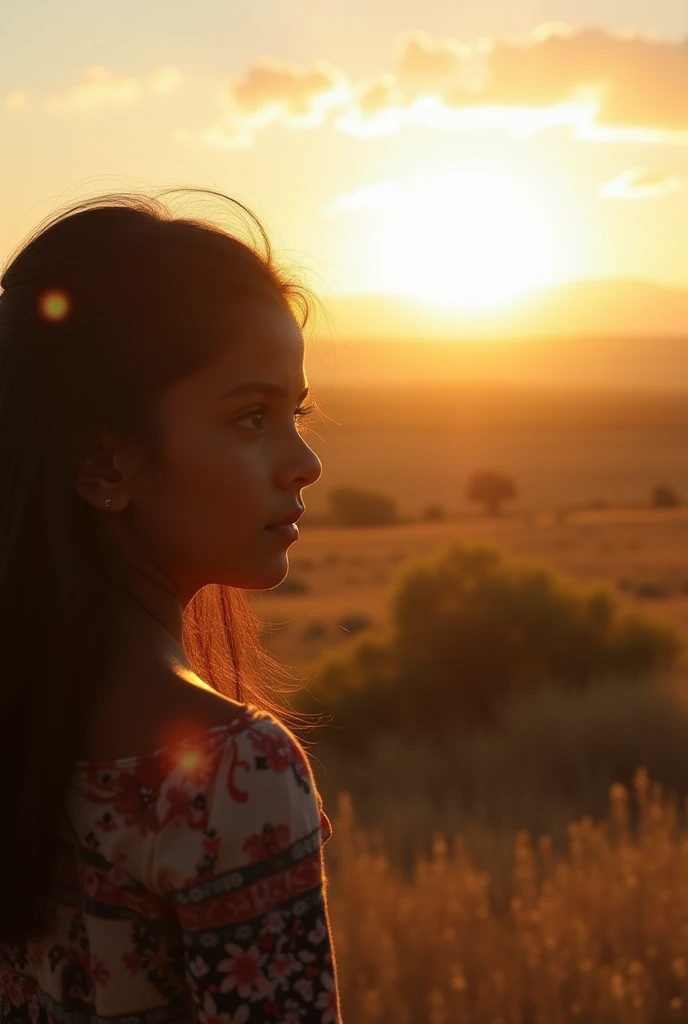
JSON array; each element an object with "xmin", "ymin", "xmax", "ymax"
[
  {"xmin": 389, "ymin": 542, "xmax": 683, "ymax": 729},
  {"xmin": 422, "ymin": 503, "xmax": 446, "ymax": 521},
  {"xmin": 302, "ymin": 541, "xmax": 684, "ymax": 745},
  {"xmin": 327, "ymin": 485, "xmax": 399, "ymax": 527},
  {"xmin": 651, "ymin": 483, "xmax": 682, "ymax": 508},
  {"xmin": 302, "ymin": 621, "xmax": 328, "ymax": 641},
  {"xmin": 632, "ymin": 581, "xmax": 669, "ymax": 600},
  {"xmin": 337, "ymin": 612, "xmax": 374, "ymax": 636},
  {"xmin": 270, "ymin": 575, "xmax": 310, "ymax": 595}
]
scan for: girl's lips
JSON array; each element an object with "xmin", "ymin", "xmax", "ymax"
[{"xmin": 264, "ymin": 523, "xmax": 299, "ymax": 541}]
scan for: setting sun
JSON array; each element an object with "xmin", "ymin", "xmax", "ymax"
[{"xmin": 364, "ymin": 169, "xmax": 571, "ymax": 309}]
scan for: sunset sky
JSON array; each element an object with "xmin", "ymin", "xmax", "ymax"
[{"xmin": 1, "ymin": 0, "xmax": 687, "ymax": 335}]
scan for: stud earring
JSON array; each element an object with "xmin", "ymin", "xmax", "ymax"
[{"xmin": 105, "ymin": 498, "xmax": 112, "ymax": 507}]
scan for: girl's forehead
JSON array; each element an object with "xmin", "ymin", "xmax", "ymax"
[{"xmin": 215, "ymin": 308, "xmax": 305, "ymax": 372}]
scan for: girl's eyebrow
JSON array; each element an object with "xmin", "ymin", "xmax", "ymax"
[{"xmin": 220, "ymin": 381, "xmax": 310, "ymax": 402}]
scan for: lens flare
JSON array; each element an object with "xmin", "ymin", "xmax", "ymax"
[{"xmin": 39, "ymin": 288, "xmax": 70, "ymax": 322}]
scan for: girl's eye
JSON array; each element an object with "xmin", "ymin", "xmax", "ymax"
[{"xmin": 238, "ymin": 402, "xmax": 316, "ymax": 435}]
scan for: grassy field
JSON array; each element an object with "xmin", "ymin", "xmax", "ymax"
[
  {"xmin": 259, "ymin": 511, "xmax": 688, "ymax": 1020},
  {"xmin": 252, "ymin": 507, "xmax": 688, "ymax": 676},
  {"xmin": 324, "ymin": 770, "xmax": 688, "ymax": 1022},
  {"xmin": 297, "ymin": 382, "xmax": 688, "ymax": 519},
  {"xmin": 248, "ymin": 384, "xmax": 688, "ymax": 1020}
]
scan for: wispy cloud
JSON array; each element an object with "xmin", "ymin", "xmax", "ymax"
[
  {"xmin": 42, "ymin": 64, "xmax": 183, "ymax": 113},
  {"xmin": 227, "ymin": 57, "xmax": 347, "ymax": 117},
  {"xmin": 144, "ymin": 66, "xmax": 184, "ymax": 97},
  {"xmin": 599, "ymin": 167, "xmax": 685, "ymax": 198},
  {"xmin": 320, "ymin": 181, "xmax": 404, "ymax": 217},
  {"xmin": 4, "ymin": 91, "xmax": 30, "ymax": 111},
  {"xmin": 394, "ymin": 28, "xmax": 471, "ymax": 95}
]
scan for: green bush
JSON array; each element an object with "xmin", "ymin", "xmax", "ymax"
[
  {"xmin": 327, "ymin": 485, "xmax": 399, "ymax": 527},
  {"xmin": 300, "ymin": 541, "xmax": 684, "ymax": 746},
  {"xmin": 390, "ymin": 542, "xmax": 683, "ymax": 728}
]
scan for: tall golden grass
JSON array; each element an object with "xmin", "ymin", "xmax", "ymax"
[{"xmin": 324, "ymin": 769, "xmax": 688, "ymax": 1022}]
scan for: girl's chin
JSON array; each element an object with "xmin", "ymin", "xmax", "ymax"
[{"xmin": 225, "ymin": 558, "xmax": 290, "ymax": 591}]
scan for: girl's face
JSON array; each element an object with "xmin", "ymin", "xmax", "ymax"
[{"xmin": 97, "ymin": 300, "xmax": 322, "ymax": 604}]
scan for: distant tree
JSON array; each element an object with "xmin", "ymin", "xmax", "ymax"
[
  {"xmin": 327, "ymin": 485, "xmax": 399, "ymax": 527},
  {"xmin": 465, "ymin": 470, "xmax": 517, "ymax": 517},
  {"xmin": 422, "ymin": 503, "xmax": 446, "ymax": 522},
  {"xmin": 651, "ymin": 484, "xmax": 682, "ymax": 508}
]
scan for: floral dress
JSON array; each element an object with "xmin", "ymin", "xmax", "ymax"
[{"xmin": 0, "ymin": 703, "xmax": 341, "ymax": 1023}]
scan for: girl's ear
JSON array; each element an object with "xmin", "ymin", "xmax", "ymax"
[{"xmin": 73, "ymin": 427, "xmax": 142, "ymax": 512}]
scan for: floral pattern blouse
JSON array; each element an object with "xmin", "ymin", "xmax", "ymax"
[{"xmin": 0, "ymin": 703, "xmax": 341, "ymax": 1023}]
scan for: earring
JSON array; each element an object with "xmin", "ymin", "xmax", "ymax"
[{"xmin": 105, "ymin": 498, "xmax": 112, "ymax": 507}]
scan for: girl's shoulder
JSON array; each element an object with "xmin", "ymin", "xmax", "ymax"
[{"xmin": 73, "ymin": 667, "xmax": 245, "ymax": 766}]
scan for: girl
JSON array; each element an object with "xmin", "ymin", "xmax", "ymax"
[{"xmin": 0, "ymin": 187, "xmax": 342, "ymax": 1022}]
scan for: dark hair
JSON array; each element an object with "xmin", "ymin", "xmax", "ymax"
[{"xmin": 0, "ymin": 187, "xmax": 331, "ymax": 945}]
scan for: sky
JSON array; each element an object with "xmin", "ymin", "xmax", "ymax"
[{"xmin": 1, "ymin": 0, "xmax": 687, "ymax": 332}]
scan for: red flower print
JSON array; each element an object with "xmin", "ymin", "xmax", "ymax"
[
  {"xmin": 247, "ymin": 727, "xmax": 299, "ymax": 773},
  {"xmin": 121, "ymin": 950, "xmax": 144, "ymax": 975},
  {"xmin": 90, "ymin": 955, "xmax": 111, "ymax": 987},
  {"xmin": 294, "ymin": 976, "xmax": 313, "ymax": 1001},
  {"xmin": 243, "ymin": 823, "xmax": 291, "ymax": 861},
  {"xmin": 308, "ymin": 916, "xmax": 327, "ymax": 947},
  {"xmin": 315, "ymin": 970, "xmax": 340, "ymax": 1023},
  {"xmin": 187, "ymin": 953, "xmax": 212, "ymax": 980},
  {"xmin": 217, "ymin": 943, "xmax": 273, "ymax": 1001},
  {"xmin": 198, "ymin": 987, "xmax": 250, "ymax": 1024},
  {"xmin": 108, "ymin": 764, "xmax": 161, "ymax": 831},
  {"xmin": 266, "ymin": 951, "xmax": 296, "ymax": 984}
]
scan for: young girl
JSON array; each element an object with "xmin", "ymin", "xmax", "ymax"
[{"xmin": 0, "ymin": 188, "xmax": 342, "ymax": 1022}]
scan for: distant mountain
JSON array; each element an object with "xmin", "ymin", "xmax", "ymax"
[
  {"xmin": 305, "ymin": 278, "xmax": 688, "ymax": 390},
  {"xmin": 312, "ymin": 277, "xmax": 688, "ymax": 341}
]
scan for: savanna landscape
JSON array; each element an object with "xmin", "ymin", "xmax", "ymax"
[
  {"xmin": 5, "ymin": 0, "xmax": 688, "ymax": 1017},
  {"xmin": 252, "ymin": 380, "xmax": 688, "ymax": 1022}
]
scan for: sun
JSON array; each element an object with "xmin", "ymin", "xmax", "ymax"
[{"xmin": 366, "ymin": 170, "xmax": 567, "ymax": 310}]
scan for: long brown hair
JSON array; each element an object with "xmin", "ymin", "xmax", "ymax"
[{"xmin": 0, "ymin": 187, "xmax": 331, "ymax": 945}]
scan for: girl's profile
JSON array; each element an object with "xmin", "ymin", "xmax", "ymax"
[{"xmin": 0, "ymin": 187, "xmax": 342, "ymax": 1022}]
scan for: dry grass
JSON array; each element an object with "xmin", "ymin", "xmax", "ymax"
[{"xmin": 324, "ymin": 770, "xmax": 688, "ymax": 1023}]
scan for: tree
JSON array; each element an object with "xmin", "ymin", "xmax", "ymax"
[{"xmin": 465, "ymin": 470, "xmax": 517, "ymax": 517}]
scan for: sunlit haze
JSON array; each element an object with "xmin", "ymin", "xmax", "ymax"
[{"xmin": 1, "ymin": 0, "xmax": 687, "ymax": 343}]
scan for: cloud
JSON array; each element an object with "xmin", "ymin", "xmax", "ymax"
[
  {"xmin": 4, "ymin": 91, "xmax": 30, "ymax": 111},
  {"xmin": 42, "ymin": 64, "xmax": 183, "ymax": 112},
  {"xmin": 320, "ymin": 180, "xmax": 404, "ymax": 217},
  {"xmin": 225, "ymin": 57, "xmax": 349, "ymax": 118},
  {"xmin": 354, "ymin": 73, "xmax": 404, "ymax": 115},
  {"xmin": 199, "ymin": 25, "xmax": 688, "ymax": 149},
  {"xmin": 394, "ymin": 29, "xmax": 470, "ymax": 95},
  {"xmin": 44, "ymin": 66, "xmax": 141, "ymax": 112},
  {"xmin": 599, "ymin": 167, "xmax": 685, "ymax": 198},
  {"xmin": 145, "ymin": 66, "xmax": 184, "ymax": 96},
  {"xmin": 456, "ymin": 27, "xmax": 688, "ymax": 133}
]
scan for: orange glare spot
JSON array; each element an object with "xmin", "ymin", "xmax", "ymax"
[
  {"xmin": 157, "ymin": 716, "xmax": 211, "ymax": 775},
  {"xmin": 39, "ymin": 288, "xmax": 70, "ymax": 321},
  {"xmin": 178, "ymin": 748, "xmax": 203, "ymax": 773}
]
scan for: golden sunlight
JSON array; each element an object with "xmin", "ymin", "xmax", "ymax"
[{"xmin": 366, "ymin": 170, "xmax": 570, "ymax": 309}]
